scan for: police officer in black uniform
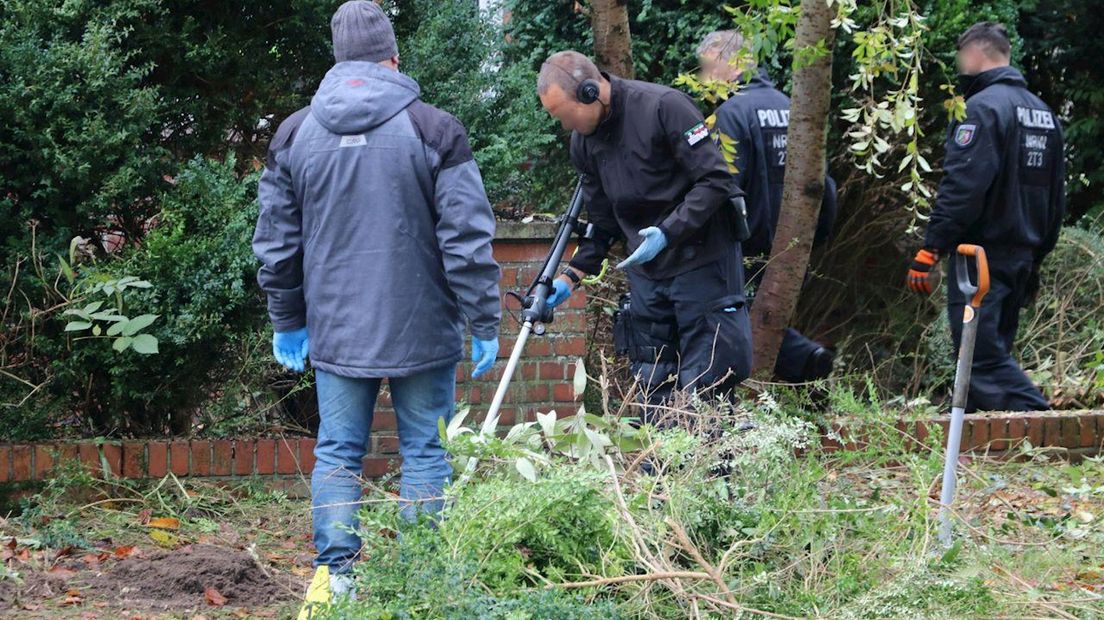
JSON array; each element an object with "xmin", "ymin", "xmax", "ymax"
[
  {"xmin": 537, "ymin": 51, "xmax": 752, "ymax": 415},
  {"xmin": 698, "ymin": 31, "xmax": 838, "ymax": 383},
  {"xmin": 907, "ymin": 22, "xmax": 1064, "ymax": 412}
]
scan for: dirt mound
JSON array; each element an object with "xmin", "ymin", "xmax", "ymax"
[{"xmin": 79, "ymin": 544, "xmax": 298, "ymax": 609}]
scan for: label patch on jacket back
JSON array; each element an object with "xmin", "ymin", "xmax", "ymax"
[
  {"xmin": 684, "ymin": 122, "xmax": 709, "ymax": 146},
  {"xmin": 340, "ymin": 135, "xmax": 367, "ymax": 148}
]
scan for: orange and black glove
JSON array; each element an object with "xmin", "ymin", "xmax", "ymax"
[{"xmin": 907, "ymin": 249, "xmax": 939, "ymax": 294}]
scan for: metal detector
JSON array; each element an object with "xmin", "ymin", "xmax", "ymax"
[{"xmin": 477, "ymin": 180, "xmax": 590, "ymax": 437}]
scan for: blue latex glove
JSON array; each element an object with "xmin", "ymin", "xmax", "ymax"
[
  {"xmin": 471, "ymin": 336, "xmax": 499, "ymax": 379},
  {"xmin": 273, "ymin": 327, "xmax": 309, "ymax": 372},
  {"xmin": 546, "ymin": 278, "xmax": 573, "ymax": 309},
  {"xmin": 617, "ymin": 227, "xmax": 668, "ymax": 269}
]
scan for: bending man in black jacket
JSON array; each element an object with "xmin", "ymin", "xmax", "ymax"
[
  {"xmin": 907, "ymin": 22, "xmax": 1064, "ymax": 412},
  {"xmin": 538, "ymin": 51, "xmax": 752, "ymax": 418}
]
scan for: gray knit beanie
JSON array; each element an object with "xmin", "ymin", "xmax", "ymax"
[{"xmin": 331, "ymin": 1, "xmax": 398, "ymax": 63}]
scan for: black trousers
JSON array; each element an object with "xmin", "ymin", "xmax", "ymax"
[
  {"xmin": 623, "ymin": 245, "xmax": 753, "ymax": 415},
  {"xmin": 946, "ymin": 254, "xmax": 1049, "ymax": 412},
  {"xmin": 745, "ymin": 258, "xmax": 825, "ymax": 383}
]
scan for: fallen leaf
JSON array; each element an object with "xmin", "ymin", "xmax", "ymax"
[
  {"xmin": 204, "ymin": 586, "xmax": 228, "ymax": 606},
  {"xmin": 148, "ymin": 529, "xmax": 178, "ymax": 547},
  {"xmin": 147, "ymin": 516, "xmax": 181, "ymax": 530},
  {"xmin": 137, "ymin": 508, "xmax": 152, "ymax": 525},
  {"xmin": 48, "ymin": 566, "xmax": 77, "ymax": 578},
  {"xmin": 113, "ymin": 545, "xmax": 138, "ymax": 559}
]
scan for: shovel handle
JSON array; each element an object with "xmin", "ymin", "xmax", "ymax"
[{"xmin": 955, "ymin": 244, "xmax": 990, "ymax": 308}]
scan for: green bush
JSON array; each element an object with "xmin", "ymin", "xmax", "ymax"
[
  {"xmin": 0, "ymin": 0, "xmax": 167, "ymax": 262},
  {"xmin": 16, "ymin": 156, "xmax": 270, "ymax": 435}
]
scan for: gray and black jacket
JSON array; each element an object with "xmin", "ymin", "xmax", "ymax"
[{"xmin": 253, "ymin": 61, "xmax": 501, "ymax": 378}]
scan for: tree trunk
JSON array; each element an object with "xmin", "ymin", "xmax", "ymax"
[
  {"xmin": 590, "ymin": 0, "xmax": 634, "ymax": 79},
  {"xmin": 748, "ymin": 0, "xmax": 836, "ymax": 377}
]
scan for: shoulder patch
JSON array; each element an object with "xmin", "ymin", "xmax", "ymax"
[
  {"xmin": 953, "ymin": 123, "xmax": 977, "ymax": 147},
  {"xmin": 684, "ymin": 121, "xmax": 710, "ymax": 146}
]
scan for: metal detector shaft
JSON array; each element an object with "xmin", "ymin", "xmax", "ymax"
[
  {"xmin": 478, "ymin": 181, "xmax": 586, "ymax": 436},
  {"xmin": 479, "ymin": 321, "xmax": 533, "ymax": 436},
  {"xmin": 938, "ymin": 244, "xmax": 990, "ymax": 547}
]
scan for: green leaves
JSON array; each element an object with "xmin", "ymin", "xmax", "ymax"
[{"xmin": 58, "ymin": 264, "xmax": 160, "ymax": 355}]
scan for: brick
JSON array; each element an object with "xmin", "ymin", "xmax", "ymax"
[
  {"xmin": 522, "ymin": 339, "xmax": 553, "ymax": 357},
  {"xmin": 299, "ymin": 439, "xmax": 317, "ymax": 474},
  {"xmin": 191, "ymin": 440, "xmax": 212, "ymax": 476},
  {"xmin": 492, "ymin": 242, "xmax": 547, "ymax": 263},
  {"xmin": 148, "ymin": 442, "xmax": 168, "ymax": 478},
  {"xmin": 376, "ymin": 435, "xmax": 400, "ymax": 455},
  {"xmin": 968, "ymin": 417, "xmax": 989, "ymax": 451},
  {"xmin": 372, "ymin": 411, "xmax": 397, "ymax": 432},
  {"xmin": 57, "ymin": 443, "xmax": 78, "ymax": 467},
  {"xmin": 1006, "ymin": 416, "xmax": 1028, "ymax": 449},
  {"xmin": 565, "ymin": 288, "xmax": 588, "ymax": 309},
  {"xmin": 1043, "ymin": 415, "xmax": 1062, "ymax": 447},
  {"xmin": 233, "ymin": 440, "xmax": 254, "ymax": 476},
  {"xmin": 553, "ymin": 337, "xmax": 587, "ymax": 357},
  {"xmin": 170, "ymin": 441, "xmax": 189, "ymax": 476},
  {"xmin": 79, "ymin": 443, "xmax": 100, "ymax": 477},
  {"xmin": 552, "ymin": 383, "xmax": 576, "ymax": 403},
  {"xmin": 361, "ymin": 457, "xmax": 396, "ymax": 478},
  {"xmin": 469, "ymin": 385, "xmax": 483, "ymax": 405},
  {"xmin": 914, "ymin": 420, "xmax": 932, "ymax": 446},
  {"xmin": 0, "ymin": 445, "xmax": 10, "ymax": 483},
  {"xmin": 989, "ymin": 417, "xmax": 1009, "ymax": 451},
  {"xmin": 277, "ymin": 439, "xmax": 299, "ymax": 475},
  {"xmin": 12, "ymin": 445, "xmax": 31, "ymax": 481},
  {"xmin": 101, "ymin": 443, "xmax": 122, "ymax": 477},
  {"xmin": 1081, "ymin": 414, "xmax": 1101, "ymax": 449},
  {"xmin": 526, "ymin": 383, "xmax": 550, "ymax": 402},
  {"xmin": 255, "ymin": 439, "xmax": 276, "ymax": 475},
  {"xmin": 517, "ymin": 362, "xmax": 539, "ymax": 381},
  {"xmin": 34, "ymin": 445, "xmax": 55, "ymax": 479},
  {"xmin": 212, "ymin": 440, "xmax": 233, "ymax": 476},
  {"xmin": 497, "ymin": 408, "xmax": 519, "ymax": 426},
  {"xmin": 122, "ymin": 442, "xmax": 145, "ymax": 478},
  {"xmin": 1026, "ymin": 415, "xmax": 1045, "ymax": 447},
  {"xmin": 1060, "ymin": 416, "xmax": 1080, "ymax": 449},
  {"xmin": 540, "ymin": 362, "xmax": 566, "ymax": 381}
]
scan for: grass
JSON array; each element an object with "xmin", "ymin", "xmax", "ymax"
[{"xmin": 2, "ymin": 385, "xmax": 1102, "ymax": 619}]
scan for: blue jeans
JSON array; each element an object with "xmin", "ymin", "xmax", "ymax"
[{"xmin": 311, "ymin": 365, "xmax": 456, "ymax": 574}]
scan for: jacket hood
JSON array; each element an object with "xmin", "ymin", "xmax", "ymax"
[{"xmin": 310, "ymin": 61, "xmax": 420, "ymax": 134}]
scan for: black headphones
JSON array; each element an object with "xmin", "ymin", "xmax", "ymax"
[{"xmin": 542, "ymin": 62, "xmax": 601, "ymax": 104}]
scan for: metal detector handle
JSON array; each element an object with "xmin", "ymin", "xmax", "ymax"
[{"xmin": 955, "ymin": 244, "xmax": 990, "ymax": 309}]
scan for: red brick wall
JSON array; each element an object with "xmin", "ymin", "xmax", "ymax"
[{"xmin": 2, "ymin": 412, "xmax": 1101, "ymax": 483}]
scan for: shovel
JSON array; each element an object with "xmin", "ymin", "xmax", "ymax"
[{"xmin": 938, "ymin": 243, "xmax": 990, "ymax": 547}]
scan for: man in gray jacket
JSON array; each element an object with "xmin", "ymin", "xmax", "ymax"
[{"xmin": 252, "ymin": 0, "xmax": 501, "ymax": 600}]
